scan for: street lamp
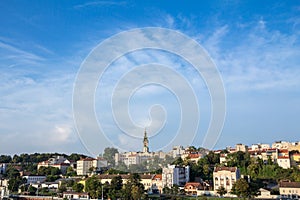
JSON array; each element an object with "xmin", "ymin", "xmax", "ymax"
[{"xmin": 101, "ymin": 185, "xmax": 103, "ymax": 200}]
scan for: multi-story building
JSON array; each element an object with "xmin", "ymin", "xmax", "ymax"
[
  {"xmin": 76, "ymin": 157, "xmax": 107, "ymax": 176},
  {"xmin": 23, "ymin": 175, "xmax": 46, "ymax": 184},
  {"xmin": 213, "ymin": 167, "xmax": 240, "ymax": 192},
  {"xmin": 251, "ymin": 143, "xmax": 270, "ymax": 150},
  {"xmin": 279, "ymin": 181, "xmax": 300, "ymax": 199},
  {"xmin": 235, "ymin": 144, "xmax": 248, "ymax": 152},
  {"xmin": 272, "ymin": 141, "xmax": 290, "ymax": 149},
  {"xmin": 162, "ymin": 165, "xmax": 190, "ymax": 188},
  {"xmin": 277, "ymin": 156, "xmax": 291, "ymax": 169}
]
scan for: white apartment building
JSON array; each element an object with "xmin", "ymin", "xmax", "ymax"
[
  {"xmin": 76, "ymin": 157, "xmax": 107, "ymax": 176},
  {"xmin": 213, "ymin": 166, "xmax": 240, "ymax": 192},
  {"xmin": 277, "ymin": 156, "xmax": 291, "ymax": 169},
  {"xmin": 162, "ymin": 165, "xmax": 190, "ymax": 188},
  {"xmin": 23, "ymin": 175, "xmax": 46, "ymax": 184},
  {"xmin": 251, "ymin": 143, "xmax": 270, "ymax": 150}
]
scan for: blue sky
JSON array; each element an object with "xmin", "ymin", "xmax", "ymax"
[{"xmin": 0, "ymin": 0, "xmax": 300, "ymax": 156}]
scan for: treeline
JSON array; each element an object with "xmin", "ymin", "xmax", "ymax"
[{"xmin": 0, "ymin": 153, "xmax": 88, "ymax": 164}]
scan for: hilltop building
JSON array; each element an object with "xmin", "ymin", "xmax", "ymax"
[{"xmin": 76, "ymin": 157, "xmax": 107, "ymax": 176}]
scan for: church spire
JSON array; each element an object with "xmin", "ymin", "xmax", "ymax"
[{"xmin": 143, "ymin": 128, "xmax": 149, "ymax": 153}]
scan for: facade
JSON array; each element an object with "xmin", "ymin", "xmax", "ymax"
[
  {"xmin": 76, "ymin": 157, "xmax": 108, "ymax": 176},
  {"xmin": 279, "ymin": 181, "xmax": 300, "ymax": 199},
  {"xmin": 213, "ymin": 167, "xmax": 240, "ymax": 192},
  {"xmin": 63, "ymin": 192, "xmax": 89, "ymax": 200},
  {"xmin": 162, "ymin": 165, "xmax": 190, "ymax": 188},
  {"xmin": 235, "ymin": 144, "xmax": 248, "ymax": 152},
  {"xmin": 184, "ymin": 182, "xmax": 201, "ymax": 195},
  {"xmin": 23, "ymin": 175, "xmax": 46, "ymax": 184},
  {"xmin": 277, "ymin": 156, "xmax": 291, "ymax": 169},
  {"xmin": 151, "ymin": 174, "xmax": 163, "ymax": 194}
]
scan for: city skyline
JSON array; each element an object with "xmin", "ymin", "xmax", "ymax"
[{"xmin": 0, "ymin": 1, "xmax": 299, "ymax": 155}]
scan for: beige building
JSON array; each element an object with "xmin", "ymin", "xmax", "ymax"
[
  {"xmin": 76, "ymin": 157, "xmax": 107, "ymax": 176},
  {"xmin": 213, "ymin": 167, "xmax": 240, "ymax": 192},
  {"xmin": 236, "ymin": 144, "xmax": 248, "ymax": 152},
  {"xmin": 279, "ymin": 181, "xmax": 300, "ymax": 199}
]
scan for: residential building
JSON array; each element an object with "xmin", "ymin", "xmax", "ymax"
[
  {"xmin": 76, "ymin": 157, "xmax": 107, "ymax": 176},
  {"xmin": 251, "ymin": 143, "xmax": 270, "ymax": 150},
  {"xmin": 279, "ymin": 181, "xmax": 300, "ymax": 199},
  {"xmin": 23, "ymin": 175, "xmax": 46, "ymax": 184},
  {"xmin": 272, "ymin": 141, "xmax": 290, "ymax": 149},
  {"xmin": 172, "ymin": 146, "xmax": 186, "ymax": 158},
  {"xmin": 277, "ymin": 156, "xmax": 291, "ymax": 169},
  {"xmin": 162, "ymin": 165, "xmax": 190, "ymax": 188},
  {"xmin": 236, "ymin": 144, "xmax": 248, "ymax": 152},
  {"xmin": 213, "ymin": 167, "xmax": 240, "ymax": 192},
  {"xmin": 184, "ymin": 182, "xmax": 202, "ymax": 195},
  {"xmin": 63, "ymin": 192, "xmax": 89, "ymax": 200},
  {"xmin": 219, "ymin": 153, "xmax": 227, "ymax": 165},
  {"xmin": 151, "ymin": 174, "xmax": 163, "ymax": 194},
  {"xmin": 37, "ymin": 156, "xmax": 71, "ymax": 174}
]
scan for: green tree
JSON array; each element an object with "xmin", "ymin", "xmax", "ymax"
[
  {"xmin": 216, "ymin": 186, "xmax": 227, "ymax": 196},
  {"xmin": 108, "ymin": 176, "xmax": 123, "ymax": 199},
  {"xmin": 103, "ymin": 147, "xmax": 118, "ymax": 166},
  {"xmin": 122, "ymin": 174, "xmax": 145, "ymax": 200},
  {"xmin": 0, "ymin": 155, "xmax": 12, "ymax": 163},
  {"xmin": 72, "ymin": 182, "xmax": 84, "ymax": 192},
  {"xmin": 85, "ymin": 176, "xmax": 102, "ymax": 199},
  {"xmin": 231, "ymin": 178, "xmax": 250, "ymax": 198}
]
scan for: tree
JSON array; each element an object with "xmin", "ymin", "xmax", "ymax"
[
  {"xmin": 231, "ymin": 178, "xmax": 250, "ymax": 198},
  {"xmin": 216, "ymin": 186, "xmax": 227, "ymax": 197},
  {"xmin": 0, "ymin": 155, "xmax": 12, "ymax": 163},
  {"xmin": 122, "ymin": 174, "xmax": 145, "ymax": 200},
  {"xmin": 72, "ymin": 182, "xmax": 84, "ymax": 193},
  {"xmin": 103, "ymin": 147, "xmax": 118, "ymax": 166},
  {"xmin": 108, "ymin": 176, "xmax": 123, "ymax": 199},
  {"xmin": 85, "ymin": 176, "xmax": 102, "ymax": 199}
]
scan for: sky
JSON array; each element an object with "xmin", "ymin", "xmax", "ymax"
[{"xmin": 0, "ymin": 0, "xmax": 300, "ymax": 156}]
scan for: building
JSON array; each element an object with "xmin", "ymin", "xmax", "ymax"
[
  {"xmin": 272, "ymin": 141, "xmax": 290, "ymax": 149},
  {"xmin": 63, "ymin": 192, "xmax": 89, "ymax": 200},
  {"xmin": 37, "ymin": 156, "xmax": 71, "ymax": 174},
  {"xmin": 279, "ymin": 181, "xmax": 300, "ymax": 199},
  {"xmin": 277, "ymin": 156, "xmax": 291, "ymax": 169},
  {"xmin": 235, "ymin": 144, "xmax": 248, "ymax": 152},
  {"xmin": 162, "ymin": 165, "xmax": 190, "ymax": 188},
  {"xmin": 151, "ymin": 174, "xmax": 163, "ymax": 194},
  {"xmin": 23, "ymin": 175, "xmax": 46, "ymax": 184},
  {"xmin": 291, "ymin": 153, "xmax": 300, "ymax": 168},
  {"xmin": 0, "ymin": 164, "xmax": 7, "ymax": 174},
  {"xmin": 251, "ymin": 143, "xmax": 270, "ymax": 150},
  {"xmin": 213, "ymin": 167, "xmax": 240, "ymax": 192},
  {"xmin": 143, "ymin": 129, "xmax": 149, "ymax": 153},
  {"xmin": 76, "ymin": 157, "xmax": 108, "ymax": 176},
  {"xmin": 184, "ymin": 182, "xmax": 201, "ymax": 195},
  {"xmin": 115, "ymin": 130, "xmax": 169, "ymax": 167}
]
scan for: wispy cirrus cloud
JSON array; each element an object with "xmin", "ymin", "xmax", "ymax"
[{"xmin": 74, "ymin": 1, "xmax": 127, "ymax": 9}]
